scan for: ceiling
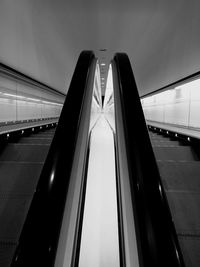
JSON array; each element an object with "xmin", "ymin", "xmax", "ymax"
[{"xmin": 0, "ymin": 0, "xmax": 200, "ymax": 96}]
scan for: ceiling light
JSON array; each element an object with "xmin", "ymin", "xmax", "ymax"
[
  {"xmin": 16, "ymin": 95, "xmax": 26, "ymax": 99},
  {"xmin": 3, "ymin": 93, "xmax": 26, "ymax": 99},
  {"xmin": 101, "ymin": 63, "xmax": 106, "ymax": 66},
  {"xmin": 27, "ymin": 97, "xmax": 40, "ymax": 102},
  {"xmin": 3, "ymin": 93, "xmax": 16, "ymax": 97}
]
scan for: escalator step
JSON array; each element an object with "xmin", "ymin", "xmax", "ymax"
[
  {"xmin": 19, "ymin": 137, "xmax": 52, "ymax": 145},
  {"xmin": 166, "ymin": 190, "xmax": 200, "ymax": 267},
  {"xmin": 0, "ymin": 242, "xmax": 17, "ymax": 267},
  {"xmin": 0, "ymin": 194, "xmax": 32, "ymax": 240},
  {"xmin": 150, "ymin": 137, "xmax": 168, "ymax": 141},
  {"xmin": 157, "ymin": 161, "xmax": 200, "ymax": 191},
  {"xmin": 165, "ymin": 190, "xmax": 200, "ymax": 267},
  {"xmin": 151, "ymin": 140, "xmax": 181, "ymax": 146},
  {"xmin": 153, "ymin": 146, "xmax": 199, "ymax": 161},
  {"xmin": 166, "ymin": 191, "xmax": 200, "ymax": 234},
  {"xmin": 34, "ymin": 133, "xmax": 54, "ymax": 138},
  {"xmin": 0, "ymin": 144, "xmax": 49, "ymax": 162},
  {"xmin": 179, "ymin": 236, "xmax": 200, "ymax": 267},
  {"xmin": 152, "ymin": 143, "xmax": 181, "ymax": 147},
  {"xmin": 0, "ymin": 162, "xmax": 43, "ymax": 194}
]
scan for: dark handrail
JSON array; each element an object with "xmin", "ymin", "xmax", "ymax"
[
  {"xmin": 11, "ymin": 51, "xmax": 95, "ymax": 266},
  {"xmin": 113, "ymin": 134, "xmax": 126, "ymax": 267},
  {"xmin": 112, "ymin": 53, "xmax": 185, "ymax": 267}
]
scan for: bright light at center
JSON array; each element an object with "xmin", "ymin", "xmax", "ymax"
[{"xmin": 79, "ymin": 115, "xmax": 119, "ymax": 267}]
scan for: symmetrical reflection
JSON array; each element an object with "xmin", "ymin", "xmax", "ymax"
[
  {"xmin": 79, "ymin": 114, "xmax": 119, "ymax": 267},
  {"xmin": 78, "ymin": 63, "xmax": 119, "ymax": 267}
]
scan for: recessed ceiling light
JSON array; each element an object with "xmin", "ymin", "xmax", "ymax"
[
  {"xmin": 101, "ymin": 63, "xmax": 106, "ymax": 66},
  {"xmin": 101, "ymin": 78, "xmax": 105, "ymax": 80}
]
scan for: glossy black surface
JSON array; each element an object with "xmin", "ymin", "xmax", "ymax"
[
  {"xmin": 11, "ymin": 51, "xmax": 95, "ymax": 266},
  {"xmin": 113, "ymin": 134, "xmax": 126, "ymax": 267},
  {"xmin": 71, "ymin": 134, "xmax": 91, "ymax": 267},
  {"xmin": 112, "ymin": 53, "xmax": 185, "ymax": 267}
]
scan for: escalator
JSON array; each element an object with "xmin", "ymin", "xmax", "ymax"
[
  {"xmin": 0, "ymin": 125, "xmax": 56, "ymax": 267},
  {"xmin": 149, "ymin": 129, "xmax": 200, "ymax": 267},
  {"xmin": 2, "ymin": 50, "xmax": 197, "ymax": 267}
]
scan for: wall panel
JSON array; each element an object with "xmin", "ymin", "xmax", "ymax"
[
  {"xmin": 142, "ymin": 77, "xmax": 200, "ymax": 130},
  {"xmin": 0, "ymin": 73, "xmax": 64, "ymax": 123}
]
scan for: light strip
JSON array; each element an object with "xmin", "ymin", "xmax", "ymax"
[
  {"xmin": 3, "ymin": 93, "xmax": 25, "ymax": 99},
  {"xmin": 1, "ymin": 93, "xmax": 63, "ymax": 106},
  {"xmin": 27, "ymin": 97, "xmax": 40, "ymax": 102}
]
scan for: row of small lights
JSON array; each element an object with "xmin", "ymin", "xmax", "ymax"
[
  {"xmin": 6, "ymin": 122, "xmax": 58, "ymax": 139},
  {"xmin": 0, "ymin": 92, "xmax": 63, "ymax": 106},
  {"xmin": 149, "ymin": 125, "xmax": 191, "ymax": 142},
  {"xmin": 100, "ymin": 63, "xmax": 106, "ymax": 88}
]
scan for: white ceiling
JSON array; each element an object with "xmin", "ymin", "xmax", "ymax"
[{"xmin": 1, "ymin": 0, "xmax": 200, "ymax": 96}]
